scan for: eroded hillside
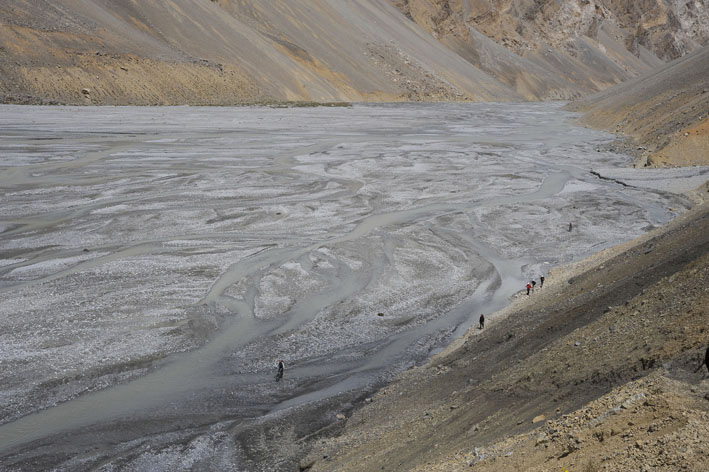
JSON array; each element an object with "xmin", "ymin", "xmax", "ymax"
[
  {"xmin": 1, "ymin": 0, "xmax": 707, "ymax": 105},
  {"xmin": 570, "ymin": 44, "xmax": 709, "ymax": 168},
  {"xmin": 392, "ymin": 0, "xmax": 709, "ymax": 99}
]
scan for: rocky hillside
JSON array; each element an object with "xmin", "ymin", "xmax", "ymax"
[
  {"xmin": 0, "ymin": 0, "xmax": 514, "ymax": 105},
  {"xmin": 393, "ymin": 0, "xmax": 709, "ymax": 99},
  {"xmin": 1, "ymin": 0, "xmax": 707, "ymax": 105},
  {"xmin": 570, "ymin": 44, "xmax": 709, "ymax": 168},
  {"xmin": 303, "ymin": 202, "xmax": 709, "ymax": 471}
]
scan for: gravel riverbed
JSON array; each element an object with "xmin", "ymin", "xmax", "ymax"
[{"xmin": 0, "ymin": 103, "xmax": 696, "ymax": 470}]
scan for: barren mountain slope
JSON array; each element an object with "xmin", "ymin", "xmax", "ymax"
[
  {"xmin": 0, "ymin": 0, "xmax": 518, "ymax": 105},
  {"xmin": 391, "ymin": 0, "xmax": 709, "ymax": 99},
  {"xmin": 571, "ymin": 45, "xmax": 709, "ymax": 167},
  {"xmin": 304, "ymin": 203, "xmax": 709, "ymax": 471},
  {"xmin": 2, "ymin": 0, "xmax": 707, "ymax": 105}
]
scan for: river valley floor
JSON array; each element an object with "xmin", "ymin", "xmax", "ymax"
[{"xmin": 0, "ymin": 103, "xmax": 705, "ymax": 470}]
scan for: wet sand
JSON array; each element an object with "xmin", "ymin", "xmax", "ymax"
[{"xmin": 0, "ymin": 103, "xmax": 695, "ymax": 470}]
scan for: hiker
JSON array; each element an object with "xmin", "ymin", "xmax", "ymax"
[
  {"xmin": 705, "ymin": 346, "xmax": 709, "ymax": 373},
  {"xmin": 479, "ymin": 314, "xmax": 485, "ymax": 330},
  {"xmin": 568, "ymin": 221, "xmax": 573, "ymax": 232},
  {"xmin": 531, "ymin": 280, "xmax": 536, "ymax": 290},
  {"xmin": 540, "ymin": 275, "xmax": 545, "ymax": 288},
  {"xmin": 526, "ymin": 283, "xmax": 532, "ymax": 295},
  {"xmin": 276, "ymin": 359, "xmax": 284, "ymax": 382}
]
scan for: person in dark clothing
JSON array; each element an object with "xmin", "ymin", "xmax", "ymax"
[
  {"xmin": 479, "ymin": 314, "xmax": 485, "ymax": 330},
  {"xmin": 531, "ymin": 280, "xmax": 536, "ymax": 290},
  {"xmin": 568, "ymin": 221, "xmax": 573, "ymax": 232},
  {"xmin": 540, "ymin": 275, "xmax": 545, "ymax": 288},
  {"xmin": 276, "ymin": 359, "xmax": 284, "ymax": 382},
  {"xmin": 705, "ymin": 346, "xmax": 709, "ymax": 373}
]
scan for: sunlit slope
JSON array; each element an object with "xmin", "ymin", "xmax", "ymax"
[
  {"xmin": 391, "ymin": 0, "xmax": 709, "ymax": 100},
  {"xmin": 2, "ymin": 0, "xmax": 706, "ymax": 105},
  {"xmin": 0, "ymin": 0, "xmax": 519, "ymax": 105},
  {"xmin": 572, "ymin": 45, "xmax": 709, "ymax": 167}
]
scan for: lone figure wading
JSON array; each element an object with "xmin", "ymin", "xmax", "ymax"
[{"xmin": 276, "ymin": 359, "xmax": 284, "ymax": 382}]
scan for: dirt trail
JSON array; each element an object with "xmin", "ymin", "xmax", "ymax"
[{"xmin": 305, "ymin": 202, "xmax": 709, "ymax": 471}]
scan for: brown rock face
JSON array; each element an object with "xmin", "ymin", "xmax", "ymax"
[
  {"xmin": 396, "ymin": 0, "xmax": 709, "ymax": 58},
  {"xmin": 392, "ymin": 0, "xmax": 708, "ymax": 99},
  {"xmin": 607, "ymin": 0, "xmax": 709, "ymax": 61},
  {"xmin": 0, "ymin": 0, "xmax": 518, "ymax": 105}
]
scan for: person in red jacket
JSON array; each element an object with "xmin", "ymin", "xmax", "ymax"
[{"xmin": 526, "ymin": 283, "xmax": 532, "ymax": 295}]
